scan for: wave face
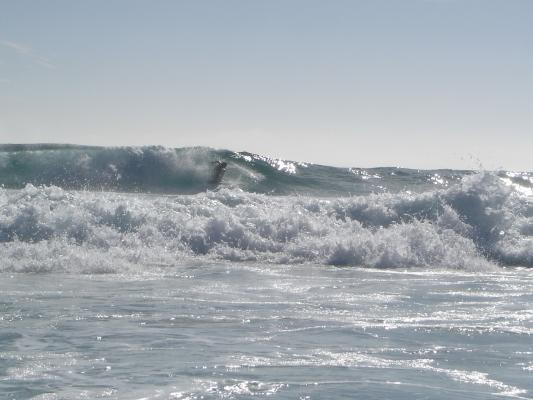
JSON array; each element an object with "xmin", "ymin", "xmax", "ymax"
[
  {"xmin": 0, "ymin": 143, "xmax": 479, "ymax": 195},
  {"xmin": 0, "ymin": 145, "xmax": 532, "ymax": 273},
  {"xmin": 0, "ymin": 144, "xmax": 236, "ymax": 194}
]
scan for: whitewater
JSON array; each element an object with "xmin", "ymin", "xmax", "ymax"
[{"xmin": 0, "ymin": 145, "xmax": 532, "ymax": 399}]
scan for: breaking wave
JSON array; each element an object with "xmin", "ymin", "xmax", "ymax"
[{"xmin": 1, "ymin": 163, "xmax": 532, "ymax": 273}]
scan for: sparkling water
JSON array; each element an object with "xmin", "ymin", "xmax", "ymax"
[{"xmin": 1, "ymin": 264, "xmax": 532, "ymax": 399}]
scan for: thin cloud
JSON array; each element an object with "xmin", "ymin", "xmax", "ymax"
[{"xmin": 0, "ymin": 39, "xmax": 55, "ymax": 69}]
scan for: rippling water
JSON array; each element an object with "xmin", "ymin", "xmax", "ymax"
[{"xmin": 1, "ymin": 264, "xmax": 532, "ymax": 399}]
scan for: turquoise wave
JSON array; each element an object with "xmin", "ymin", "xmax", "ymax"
[{"xmin": 0, "ymin": 144, "xmax": 531, "ymax": 196}]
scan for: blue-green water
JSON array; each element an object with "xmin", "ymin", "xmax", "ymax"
[
  {"xmin": 0, "ymin": 144, "xmax": 473, "ymax": 195},
  {"xmin": 0, "ymin": 145, "xmax": 532, "ymax": 399}
]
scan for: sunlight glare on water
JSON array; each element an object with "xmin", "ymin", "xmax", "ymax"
[{"xmin": 1, "ymin": 263, "xmax": 532, "ymax": 399}]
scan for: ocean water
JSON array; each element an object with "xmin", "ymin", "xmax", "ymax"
[{"xmin": 0, "ymin": 145, "xmax": 532, "ymax": 399}]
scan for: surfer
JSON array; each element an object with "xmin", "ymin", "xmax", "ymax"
[{"xmin": 208, "ymin": 160, "xmax": 227, "ymax": 188}]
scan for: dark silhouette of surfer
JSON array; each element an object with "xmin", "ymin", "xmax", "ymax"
[{"xmin": 208, "ymin": 160, "xmax": 227, "ymax": 189}]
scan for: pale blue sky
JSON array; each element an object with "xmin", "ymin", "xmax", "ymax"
[{"xmin": 1, "ymin": 0, "xmax": 532, "ymax": 169}]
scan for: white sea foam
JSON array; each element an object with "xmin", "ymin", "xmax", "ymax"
[{"xmin": 0, "ymin": 172, "xmax": 532, "ymax": 274}]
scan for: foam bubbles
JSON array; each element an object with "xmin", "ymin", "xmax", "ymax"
[{"xmin": 1, "ymin": 171, "xmax": 532, "ymax": 274}]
